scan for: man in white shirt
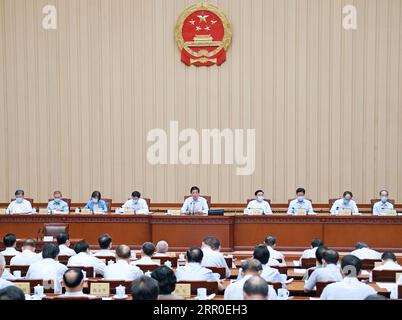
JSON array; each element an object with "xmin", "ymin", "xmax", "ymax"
[
  {"xmin": 0, "ymin": 233, "xmax": 21, "ymax": 256},
  {"xmin": 121, "ymin": 191, "xmax": 149, "ymax": 214},
  {"xmin": 330, "ymin": 191, "xmax": 360, "ymax": 215},
  {"xmin": 132, "ymin": 242, "xmax": 159, "ymax": 266},
  {"xmin": 154, "ymin": 240, "xmax": 169, "ymax": 257},
  {"xmin": 320, "ymin": 255, "xmax": 376, "ymax": 300},
  {"xmin": 299, "ymin": 238, "xmax": 324, "ymax": 263},
  {"xmin": 304, "ymin": 249, "xmax": 343, "ymax": 292},
  {"xmin": 243, "ymin": 276, "xmax": 270, "ymax": 300},
  {"xmin": 56, "ymin": 233, "xmax": 76, "ymax": 256},
  {"xmin": 0, "ymin": 254, "xmax": 14, "ymax": 290},
  {"xmin": 58, "ymin": 268, "xmax": 97, "ymax": 299},
  {"xmin": 373, "ymin": 190, "xmax": 395, "ymax": 215},
  {"xmin": 225, "ymin": 259, "xmax": 277, "ymax": 300},
  {"xmin": 181, "ymin": 186, "xmax": 209, "ymax": 215},
  {"xmin": 264, "ymin": 235, "xmax": 285, "ymax": 262},
  {"xmin": 26, "ymin": 243, "xmax": 67, "ymax": 293},
  {"xmin": 244, "ymin": 190, "xmax": 272, "ymax": 215},
  {"xmin": 372, "ymin": 252, "xmax": 402, "ymax": 271},
  {"xmin": 93, "ymin": 234, "xmax": 114, "ymax": 257},
  {"xmin": 104, "ymin": 245, "xmax": 143, "ymax": 281},
  {"xmin": 287, "ymin": 188, "xmax": 315, "ymax": 215},
  {"xmin": 176, "ymin": 247, "xmax": 224, "ymax": 290},
  {"xmin": 6, "ymin": 190, "xmax": 33, "ymax": 214},
  {"xmin": 350, "ymin": 242, "xmax": 381, "ymax": 260},
  {"xmin": 47, "ymin": 191, "xmax": 69, "ymax": 214},
  {"xmin": 67, "ymin": 240, "xmax": 106, "ymax": 277},
  {"xmin": 10, "ymin": 239, "xmax": 41, "ymax": 266},
  {"xmin": 201, "ymin": 236, "xmax": 231, "ymax": 278}
]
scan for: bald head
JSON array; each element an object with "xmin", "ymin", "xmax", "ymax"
[
  {"xmin": 116, "ymin": 245, "xmax": 131, "ymax": 260},
  {"xmin": 241, "ymin": 258, "xmax": 263, "ymax": 276},
  {"xmin": 156, "ymin": 241, "xmax": 169, "ymax": 254},
  {"xmin": 62, "ymin": 268, "xmax": 84, "ymax": 292},
  {"xmin": 243, "ymin": 276, "xmax": 268, "ymax": 300}
]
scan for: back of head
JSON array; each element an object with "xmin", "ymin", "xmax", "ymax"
[
  {"xmin": 142, "ymin": 242, "xmax": 156, "ymax": 257},
  {"xmin": 131, "ymin": 276, "xmax": 159, "ymax": 300},
  {"xmin": 3, "ymin": 233, "xmax": 17, "ymax": 248},
  {"xmin": 23, "ymin": 239, "xmax": 36, "ymax": 249},
  {"xmin": 202, "ymin": 236, "xmax": 220, "ymax": 251},
  {"xmin": 242, "ymin": 258, "xmax": 263, "ymax": 275},
  {"xmin": 311, "ymin": 238, "xmax": 324, "ymax": 248},
  {"xmin": 264, "ymin": 235, "xmax": 276, "ymax": 247},
  {"xmin": 365, "ymin": 294, "xmax": 387, "ymax": 300},
  {"xmin": 187, "ymin": 247, "xmax": 203, "ymax": 263},
  {"xmin": 74, "ymin": 240, "xmax": 89, "ymax": 254},
  {"xmin": 151, "ymin": 266, "xmax": 177, "ymax": 295},
  {"xmin": 243, "ymin": 276, "xmax": 268, "ymax": 300},
  {"xmin": 315, "ymin": 246, "xmax": 328, "ymax": 264},
  {"xmin": 381, "ymin": 252, "xmax": 396, "ymax": 262},
  {"xmin": 56, "ymin": 233, "xmax": 69, "ymax": 245},
  {"xmin": 355, "ymin": 241, "xmax": 368, "ymax": 250},
  {"xmin": 42, "ymin": 243, "xmax": 60, "ymax": 259},
  {"xmin": 63, "ymin": 268, "xmax": 84, "ymax": 289},
  {"xmin": 115, "ymin": 245, "xmax": 131, "ymax": 259},
  {"xmin": 0, "ymin": 286, "xmax": 25, "ymax": 300},
  {"xmin": 341, "ymin": 255, "xmax": 362, "ymax": 277},
  {"xmin": 253, "ymin": 244, "xmax": 270, "ymax": 265},
  {"xmin": 98, "ymin": 234, "xmax": 112, "ymax": 249},
  {"xmin": 155, "ymin": 240, "xmax": 169, "ymax": 254},
  {"xmin": 323, "ymin": 249, "xmax": 339, "ymax": 265}
]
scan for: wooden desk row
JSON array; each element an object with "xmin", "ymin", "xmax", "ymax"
[{"xmin": 1, "ymin": 214, "xmax": 402, "ymax": 252}]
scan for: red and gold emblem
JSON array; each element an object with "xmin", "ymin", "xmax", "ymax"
[{"xmin": 175, "ymin": 2, "xmax": 232, "ymax": 66}]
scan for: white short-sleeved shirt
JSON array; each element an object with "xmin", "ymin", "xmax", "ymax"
[
  {"xmin": 267, "ymin": 246, "xmax": 285, "ymax": 262},
  {"xmin": 330, "ymin": 199, "xmax": 359, "ymax": 215},
  {"xmin": 67, "ymin": 252, "xmax": 106, "ymax": 276},
  {"xmin": 181, "ymin": 197, "xmax": 209, "ymax": 215},
  {"xmin": 26, "ymin": 258, "xmax": 68, "ymax": 292},
  {"xmin": 58, "ymin": 244, "xmax": 76, "ymax": 256},
  {"xmin": 175, "ymin": 262, "xmax": 218, "ymax": 282},
  {"xmin": 350, "ymin": 247, "xmax": 382, "ymax": 260},
  {"xmin": 224, "ymin": 274, "xmax": 278, "ymax": 300},
  {"xmin": 10, "ymin": 250, "xmax": 42, "ymax": 266},
  {"xmin": 304, "ymin": 264, "xmax": 343, "ymax": 291},
  {"xmin": 373, "ymin": 201, "xmax": 395, "ymax": 215},
  {"xmin": 0, "ymin": 247, "xmax": 21, "ymax": 257},
  {"xmin": 320, "ymin": 277, "xmax": 376, "ymax": 300},
  {"xmin": 287, "ymin": 199, "xmax": 314, "ymax": 215},
  {"xmin": 244, "ymin": 200, "xmax": 272, "ymax": 215},
  {"xmin": 104, "ymin": 260, "xmax": 143, "ymax": 281},
  {"xmin": 7, "ymin": 199, "xmax": 33, "ymax": 214},
  {"xmin": 201, "ymin": 247, "xmax": 231, "ymax": 278},
  {"xmin": 122, "ymin": 198, "xmax": 149, "ymax": 214}
]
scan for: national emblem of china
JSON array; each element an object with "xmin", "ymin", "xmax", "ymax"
[{"xmin": 175, "ymin": 2, "xmax": 232, "ymax": 66}]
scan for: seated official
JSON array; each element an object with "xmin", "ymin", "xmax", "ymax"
[
  {"xmin": 238, "ymin": 245, "xmax": 282, "ymax": 283},
  {"xmin": 7, "ymin": 190, "xmax": 32, "ymax": 214},
  {"xmin": 104, "ymin": 245, "xmax": 142, "ymax": 281},
  {"xmin": 67, "ymin": 240, "xmax": 106, "ymax": 276},
  {"xmin": 264, "ymin": 235, "xmax": 285, "ymax": 262},
  {"xmin": 131, "ymin": 276, "xmax": 159, "ymax": 300},
  {"xmin": 0, "ymin": 254, "xmax": 14, "ymax": 290},
  {"xmin": 84, "ymin": 191, "xmax": 108, "ymax": 214},
  {"xmin": 47, "ymin": 191, "xmax": 69, "ymax": 214},
  {"xmin": 0, "ymin": 233, "xmax": 21, "ymax": 256},
  {"xmin": 373, "ymin": 252, "xmax": 402, "ymax": 271},
  {"xmin": 244, "ymin": 190, "xmax": 272, "ymax": 215},
  {"xmin": 121, "ymin": 191, "xmax": 149, "ymax": 214},
  {"xmin": 154, "ymin": 240, "xmax": 169, "ymax": 257},
  {"xmin": 302, "ymin": 246, "xmax": 328, "ymax": 281},
  {"xmin": 56, "ymin": 233, "xmax": 76, "ymax": 256},
  {"xmin": 181, "ymin": 186, "xmax": 209, "ymax": 215},
  {"xmin": 10, "ymin": 239, "xmax": 41, "ymax": 266},
  {"xmin": 93, "ymin": 234, "xmax": 114, "ymax": 257},
  {"xmin": 225, "ymin": 259, "xmax": 277, "ymax": 300},
  {"xmin": 58, "ymin": 268, "xmax": 96, "ymax": 298},
  {"xmin": 132, "ymin": 242, "xmax": 158, "ymax": 265},
  {"xmin": 350, "ymin": 241, "xmax": 381, "ymax": 260},
  {"xmin": 304, "ymin": 249, "xmax": 343, "ymax": 292},
  {"xmin": 151, "ymin": 266, "xmax": 184, "ymax": 300},
  {"xmin": 330, "ymin": 191, "xmax": 360, "ymax": 215},
  {"xmin": 299, "ymin": 238, "xmax": 324, "ymax": 263},
  {"xmin": 287, "ymin": 188, "xmax": 315, "ymax": 215},
  {"xmin": 26, "ymin": 243, "xmax": 67, "ymax": 293},
  {"xmin": 373, "ymin": 190, "xmax": 395, "ymax": 215},
  {"xmin": 0, "ymin": 286, "xmax": 25, "ymax": 300},
  {"xmin": 201, "ymin": 236, "xmax": 231, "ymax": 278},
  {"xmin": 320, "ymin": 255, "xmax": 376, "ymax": 300},
  {"xmin": 243, "ymin": 276, "xmax": 269, "ymax": 300}
]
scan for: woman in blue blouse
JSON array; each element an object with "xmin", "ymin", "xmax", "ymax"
[{"xmin": 85, "ymin": 191, "xmax": 108, "ymax": 213}]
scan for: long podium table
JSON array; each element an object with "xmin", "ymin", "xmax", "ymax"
[{"xmin": 1, "ymin": 214, "xmax": 402, "ymax": 252}]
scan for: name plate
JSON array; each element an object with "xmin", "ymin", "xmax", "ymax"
[
  {"xmin": 43, "ymin": 236, "xmax": 54, "ymax": 242},
  {"xmin": 295, "ymin": 208, "xmax": 307, "ymax": 215},
  {"xmin": 151, "ymin": 259, "xmax": 161, "ymax": 265},
  {"xmin": 0, "ymin": 208, "xmax": 6, "ymax": 215},
  {"xmin": 167, "ymin": 210, "xmax": 181, "ymax": 216},
  {"xmin": 81, "ymin": 208, "xmax": 92, "ymax": 214},
  {"xmin": 167, "ymin": 252, "xmax": 176, "ymax": 257},
  {"xmin": 397, "ymin": 273, "xmax": 402, "ymax": 283},
  {"xmin": 374, "ymin": 262, "xmax": 382, "ymax": 268},
  {"xmin": 250, "ymin": 208, "xmax": 263, "ymax": 215},
  {"xmin": 90, "ymin": 283, "xmax": 110, "ymax": 297},
  {"xmin": 38, "ymin": 208, "xmax": 49, "ymax": 215},
  {"xmin": 173, "ymin": 284, "xmax": 191, "ymax": 298},
  {"xmin": 338, "ymin": 209, "xmax": 352, "ymax": 216},
  {"xmin": 124, "ymin": 208, "xmax": 135, "ymax": 214},
  {"xmin": 14, "ymin": 282, "xmax": 31, "ymax": 295},
  {"xmin": 381, "ymin": 209, "xmax": 397, "ymax": 216}
]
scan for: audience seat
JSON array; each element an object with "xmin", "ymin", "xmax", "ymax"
[
  {"xmin": 316, "ymin": 281, "xmax": 335, "ymax": 297},
  {"xmin": 9, "ymin": 265, "xmax": 29, "ymax": 277}
]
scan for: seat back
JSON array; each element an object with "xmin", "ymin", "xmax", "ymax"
[
  {"xmin": 372, "ymin": 270, "xmax": 400, "ymax": 282},
  {"xmin": 316, "ymin": 281, "xmax": 335, "ymax": 297},
  {"xmin": 205, "ymin": 266, "xmax": 226, "ymax": 279},
  {"xmin": 267, "ymin": 281, "xmax": 282, "ymax": 291},
  {"xmin": 11, "ymin": 198, "xmax": 34, "ymax": 206},
  {"xmin": 12, "ymin": 279, "xmax": 54, "ymax": 294},
  {"xmin": 177, "ymin": 280, "xmax": 219, "ymax": 295},
  {"xmin": 4, "ymin": 255, "xmax": 14, "ymax": 265},
  {"xmin": 153, "ymin": 256, "xmax": 178, "ymax": 268},
  {"xmin": 43, "ymin": 223, "xmax": 69, "ymax": 237},
  {"xmin": 271, "ymin": 265, "xmax": 288, "ymax": 275},
  {"xmin": 183, "ymin": 195, "xmax": 211, "ymax": 207},
  {"xmin": 370, "ymin": 198, "xmax": 396, "ymax": 206},
  {"xmin": 398, "ymin": 285, "xmax": 402, "ymax": 299},
  {"xmin": 136, "ymin": 264, "xmax": 160, "ymax": 273},
  {"xmin": 96, "ymin": 256, "xmax": 116, "ymax": 265},
  {"xmin": 328, "ymin": 198, "xmax": 338, "ymax": 208},
  {"xmin": 102, "ymin": 199, "xmax": 112, "ymax": 212},
  {"xmin": 68, "ymin": 265, "xmax": 95, "ymax": 278},
  {"xmin": 57, "ymin": 255, "xmax": 71, "ymax": 265},
  {"xmin": 360, "ymin": 259, "xmax": 382, "ymax": 270},
  {"xmin": 301, "ymin": 258, "xmax": 316, "ymax": 269},
  {"xmin": 10, "ymin": 265, "xmax": 30, "ymax": 277}
]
